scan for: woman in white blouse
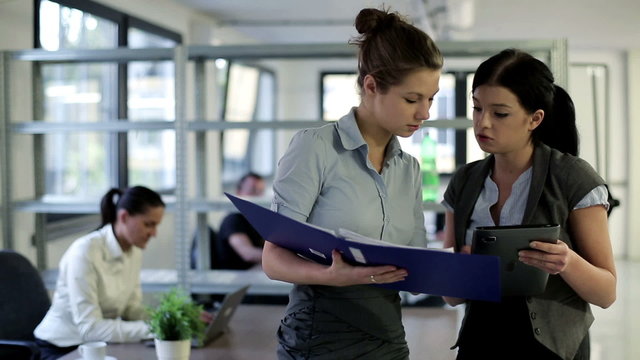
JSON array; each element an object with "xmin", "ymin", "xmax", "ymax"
[{"xmin": 34, "ymin": 186, "xmax": 165, "ymax": 360}]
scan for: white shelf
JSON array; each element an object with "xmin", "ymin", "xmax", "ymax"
[{"xmin": 9, "ymin": 118, "xmax": 472, "ymax": 134}]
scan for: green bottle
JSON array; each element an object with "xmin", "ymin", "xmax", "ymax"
[{"xmin": 421, "ymin": 133, "xmax": 439, "ymax": 202}]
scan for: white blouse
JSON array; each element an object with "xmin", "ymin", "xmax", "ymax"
[{"xmin": 34, "ymin": 225, "xmax": 152, "ymax": 346}]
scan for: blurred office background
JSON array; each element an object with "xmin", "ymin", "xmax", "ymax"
[{"xmin": 1, "ymin": 1, "xmax": 638, "ymax": 359}]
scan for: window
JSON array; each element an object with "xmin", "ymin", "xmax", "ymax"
[
  {"xmin": 321, "ymin": 73, "xmax": 360, "ymax": 121},
  {"xmin": 127, "ymin": 30, "xmax": 177, "ymax": 190},
  {"xmin": 36, "ymin": 0, "xmax": 180, "ymax": 201},
  {"xmin": 35, "ymin": 0, "xmax": 180, "ymax": 230},
  {"xmin": 220, "ymin": 61, "xmax": 276, "ymax": 185},
  {"xmin": 38, "ymin": 1, "xmax": 118, "ymax": 199}
]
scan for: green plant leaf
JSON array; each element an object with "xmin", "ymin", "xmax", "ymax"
[{"xmin": 146, "ymin": 288, "xmax": 206, "ymax": 341}]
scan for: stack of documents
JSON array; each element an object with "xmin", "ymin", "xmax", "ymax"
[{"xmin": 225, "ymin": 193, "xmax": 501, "ymax": 302}]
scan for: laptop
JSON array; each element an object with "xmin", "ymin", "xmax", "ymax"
[
  {"xmin": 192, "ymin": 284, "xmax": 250, "ymax": 347},
  {"xmin": 471, "ymin": 224, "xmax": 560, "ymax": 297}
]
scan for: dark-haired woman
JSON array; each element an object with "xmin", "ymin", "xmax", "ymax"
[
  {"xmin": 34, "ymin": 186, "xmax": 165, "ymax": 359},
  {"xmin": 442, "ymin": 49, "xmax": 616, "ymax": 360},
  {"xmin": 261, "ymin": 7, "xmax": 443, "ymax": 360}
]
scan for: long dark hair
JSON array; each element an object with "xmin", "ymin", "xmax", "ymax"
[
  {"xmin": 350, "ymin": 7, "xmax": 443, "ymax": 94},
  {"xmin": 472, "ymin": 49, "xmax": 579, "ymax": 156},
  {"xmin": 99, "ymin": 186, "xmax": 165, "ymax": 228}
]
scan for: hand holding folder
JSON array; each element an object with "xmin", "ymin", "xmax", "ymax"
[{"xmin": 225, "ymin": 193, "xmax": 501, "ymax": 302}]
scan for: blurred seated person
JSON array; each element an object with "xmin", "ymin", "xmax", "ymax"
[
  {"xmin": 192, "ymin": 172, "xmax": 266, "ymax": 270},
  {"xmin": 217, "ymin": 172, "xmax": 266, "ymax": 269},
  {"xmin": 37, "ymin": 186, "xmax": 212, "ymax": 360},
  {"xmin": 33, "ymin": 186, "xmax": 165, "ymax": 359}
]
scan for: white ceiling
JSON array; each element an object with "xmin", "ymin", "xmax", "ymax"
[
  {"xmin": 174, "ymin": 0, "xmax": 640, "ymax": 49},
  {"xmin": 176, "ymin": 0, "xmax": 420, "ymax": 44}
]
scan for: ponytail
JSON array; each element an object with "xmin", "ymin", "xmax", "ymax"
[
  {"xmin": 533, "ymin": 85, "xmax": 579, "ymax": 156},
  {"xmin": 99, "ymin": 188, "xmax": 122, "ymax": 228}
]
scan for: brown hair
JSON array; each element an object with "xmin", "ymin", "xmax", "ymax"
[{"xmin": 350, "ymin": 8, "xmax": 443, "ymax": 94}]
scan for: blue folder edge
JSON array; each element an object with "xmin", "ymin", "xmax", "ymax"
[{"xmin": 225, "ymin": 193, "xmax": 501, "ymax": 302}]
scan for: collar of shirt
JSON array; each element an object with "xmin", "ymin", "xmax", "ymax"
[
  {"xmin": 100, "ymin": 224, "xmax": 125, "ymax": 260},
  {"xmin": 465, "ymin": 166, "xmax": 533, "ymax": 245},
  {"xmin": 336, "ymin": 107, "xmax": 403, "ymax": 161},
  {"xmin": 482, "ymin": 167, "xmax": 532, "ymax": 225}
]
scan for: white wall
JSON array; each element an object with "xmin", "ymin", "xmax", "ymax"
[
  {"xmin": 456, "ymin": 0, "xmax": 640, "ymax": 50},
  {"xmin": 568, "ymin": 51, "xmax": 629, "ymax": 257},
  {"xmin": 1, "ymin": 0, "xmax": 37, "ymax": 264},
  {"xmin": 627, "ymin": 50, "xmax": 640, "ymax": 260}
]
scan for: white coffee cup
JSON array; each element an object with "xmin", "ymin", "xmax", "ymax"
[{"xmin": 78, "ymin": 341, "xmax": 107, "ymax": 360}]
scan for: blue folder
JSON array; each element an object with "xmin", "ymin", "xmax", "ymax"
[{"xmin": 225, "ymin": 193, "xmax": 501, "ymax": 302}]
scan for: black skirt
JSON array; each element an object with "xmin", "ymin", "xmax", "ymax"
[{"xmin": 276, "ymin": 284, "xmax": 409, "ymax": 360}]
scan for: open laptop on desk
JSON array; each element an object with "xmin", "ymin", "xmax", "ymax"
[{"xmin": 192, "ymin": 284, "xmax": 250, "ymax": 347}]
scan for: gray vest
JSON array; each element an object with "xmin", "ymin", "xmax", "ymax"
[{"xmin": 445, "ymin": 143, "xmax": 605, "ymax": 360}]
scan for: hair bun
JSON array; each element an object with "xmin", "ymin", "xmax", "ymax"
[{"xmin": 354, "ymin": 8, "xmax": 397, "ymax": 34}]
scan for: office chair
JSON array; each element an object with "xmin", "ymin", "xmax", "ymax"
[{"xmin": 0, "ymin": 250, "xmax": 51, "ymax": 360}]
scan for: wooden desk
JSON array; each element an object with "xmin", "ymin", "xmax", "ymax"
[
  {"xmin": 59, "ymin": 304, "xmax": 284, "ymax": 360},
  {"xmin": 59, "ymin": 304, "xmax": 458, "ymax": 360}
]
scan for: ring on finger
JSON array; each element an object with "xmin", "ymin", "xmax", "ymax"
[{"xmin": 370, "ymin": 275, "xmax": 377, "ymax": 283}]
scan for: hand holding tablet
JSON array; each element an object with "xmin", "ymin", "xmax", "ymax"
[{"xmin": 472, "ymin": 224, "xmax": 560, "ymax": 297}]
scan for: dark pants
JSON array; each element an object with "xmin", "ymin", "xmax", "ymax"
[{"xmin": 35, "ymin": 338, "xmax": 77, "ymax": 360}]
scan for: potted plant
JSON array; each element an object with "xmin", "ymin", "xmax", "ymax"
[{"xmin": 147, "ymin": 288, "xmax": 206, "ymax": 360}]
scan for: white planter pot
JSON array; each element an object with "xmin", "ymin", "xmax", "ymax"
[{"xmin": 154, "ymin": 338, "xmax": 191, "ymax": 360}]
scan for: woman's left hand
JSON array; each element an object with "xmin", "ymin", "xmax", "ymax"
[{"xmin": 518, "ymin": 240, "xmax": 574, "ymax": 275}]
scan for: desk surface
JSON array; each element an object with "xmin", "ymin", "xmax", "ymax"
[
  {"xmin": 59, "ymin": 304, "xmax": 458, "ymax": 360},
  {"xmin": 59, "ymin": 304, "xmax": 284, "ymax": 360}
]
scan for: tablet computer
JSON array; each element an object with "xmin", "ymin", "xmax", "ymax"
[{"xmin": 472, "ymin": 224, "xmax": 560, "ymax": 297}]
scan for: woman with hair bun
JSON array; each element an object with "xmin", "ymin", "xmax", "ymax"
[
  {"xmin": 262, "ymin": 7, "xmax": 443, "ymax": 359},
  {"xmin": 34, "ymin": 186, "xmax": 166, "ymax": 359},
  {"xmin": 442, "ymin": 49, "xmax": 616, "ymax": 359}
]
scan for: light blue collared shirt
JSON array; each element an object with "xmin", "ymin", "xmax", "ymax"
[{"xmin": 272, "ymin": 108, "xmax": 427, "ymax": 247}]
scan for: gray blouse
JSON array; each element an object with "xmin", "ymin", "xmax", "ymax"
[{"xmin": 272, "ymin": 107, "xmax": 427, "ymax": 248}]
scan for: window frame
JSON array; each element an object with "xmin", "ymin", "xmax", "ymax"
[
  {"xmin": 219, "ymin": 60, "xmax": 277, "ymax": 189},
  {"xmin": 33, "ymin": 0, "xmax": 181, "ymax": 231}
]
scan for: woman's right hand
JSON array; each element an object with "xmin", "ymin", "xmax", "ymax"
[{"xmin": 326, "ymin": 250, "xmax": 408, "ymax": 287}]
